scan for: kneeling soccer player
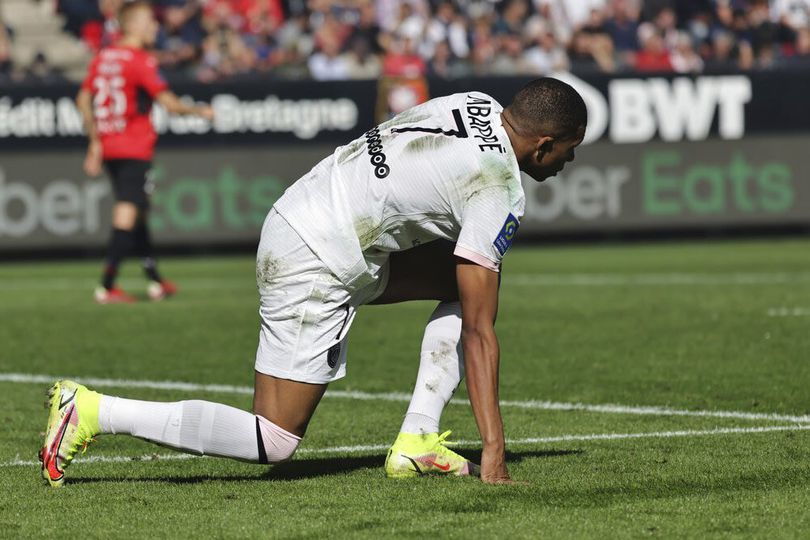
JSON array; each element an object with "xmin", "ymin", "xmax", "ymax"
[{"xmin": 40, "ymin": 78, "xmax": 587, "ymax": 485}]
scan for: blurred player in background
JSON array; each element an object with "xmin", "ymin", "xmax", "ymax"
[
  {"xmin": 42, "ymin": 78, "xmax": 586, "ymax": 485},
  {"xmin": 76, "ymin": 0, "xmax": 213, "ymax": 304}
]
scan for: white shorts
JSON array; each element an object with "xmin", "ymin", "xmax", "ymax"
[{"xmin": 254, "ymin": 209, "xmax": 389, "ymax": 384}]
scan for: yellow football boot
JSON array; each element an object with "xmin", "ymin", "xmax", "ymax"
[
  {"xmin": 385, "ymin": 430, "xmax": 479, "ymax": 478},
  {"xmin": 39, "ymin": 380, "xmax": 102, "ymax": 487}
]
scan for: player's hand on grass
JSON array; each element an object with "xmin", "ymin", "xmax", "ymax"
[
  {"xmin": 480, "ymin": 444, "xmax": 513, "ymax": 484},
  {"xmin": 83, "ymin": 139, "xmax": 103, "ymax": 177}
]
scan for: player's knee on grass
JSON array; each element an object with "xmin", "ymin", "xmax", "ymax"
[{"xmin": 256, "ymin": 415, "xmax": 301, "ymax": 463}]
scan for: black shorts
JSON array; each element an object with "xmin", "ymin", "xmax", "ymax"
[{"xmin": 105, "ymin": 159, "xmax": 152, "ymax": 209}]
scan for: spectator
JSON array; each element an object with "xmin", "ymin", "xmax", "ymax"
[
  {"xmin": 633, "ymin": 23, "xmax": 673, "ymax": 72},
  {"xmin": 714, "ymin": 0, "xmax": 734, "ymax": 29},
  {"xmin": 202, "ymin": 0, "xmax": 245, "ymax": 32},
  {"xmin": 670, "ymin": 31, "xmax": 703, "ymax": 73},
  {"xmin": 707, "ymin": 29, "xmax": 735, "ymax": 69},
  {"xmin": 375, "ymin": 0, "xmax": 407, "ymax": 33},
  {"xmin": 156, "ymin": 2, "xmax": 206, "ymax": 72},
  {"xmin": 581, "ymin": 6, "xmax": 609, "ymax": 35},
  {"xmin": 0, "ymin": 22, "xmax": 12, "ymax": 82},
  {"xmin": 523, "ymin": 30, "xmax": 569, "ymax": 74},
  {"xmin": 640, "ymin": 0, "xmax": 673, "ymax": 22},
  {"xmin": 756, "ymin": 41, "xmax": 781, "ymax": 69},
  {"xmin": 493, "ymin": 0, "xmax": 529, "ymax": 36},
  {"xmin": 787, "ymin": 27, "xmax": 810, "ymax": 67},
  {"xmin": 422, "ymin": 2, "xmax": 469, "ymax": 60},
  {"xmin": 341, "ymin": 36, "xmax": 382, "ymax": 79},
  {"xmin": 81, "ymin": 0, "xmax": 122, "ymax": 51},
  {"xmin": 23, "ymin": 52, "xmax": 67, "ymax": 84},
  {"xmin": 246, "ymin": 29, "xmax": 275, "ymax": 73},
  {"xmin": 686, "ymin": 8, "xmax": 713, "ymax": 47},
  {"xmin": 198, "ymin": 25, "xmax": 256, "ymax": 81},
  {"xmin": 568, "ymin": 29, "xmax": 615, "ymax": 72},
  {"xmin": 490, "ymin": 33, "xmax": 528, "ymax": 75},
  {"xmin": 393, "ymin": 2, "xmax": 427, "ymax": 44},
  {"xmin": 427, "ymin": 39, "xmax": 469, "ymax": 78},
  {"xmin": 539, "ymin": 0, "xmax": 607, "ymax": 45},
  {"xmin": 704, "ymin": 29, "xmax": 748, "ymax": 71},
  {"xmin": 747, "ymin": 0, "xmax": 794, "ymax": 53},
  {"xmin": 57, "ymin": 0, "xmax": 102, "ymax": 38},
  {"xmin": 307, "ymin": 32, "xmax": 349, "ymax": 80},
  {"xmin": 244, "ymin": 0, "xmax": 285, "ymax": 36},
  {"xmin": 266, "ymin": 12, "xmax": 312, "ymax": 78},
  {"xmin": 21, "ymin": 0, "xmax": 810, "ymax": 83},
  {"xmin": 652, "ymin": 6, "xmax": 679, "ymax": 49},
  {"xmin": 311, "ymin": 12, "xmax": 351, "ymax": 58},
  {"xmin": 730, "ymin": 8, "xmax": 754, "ymax": 44},
  {"xmin": 350, "ymin": 1, "xmax": 382, "ymax": 54},
  {"xmin": 275, "ymin": 12, "xmax": 314, "ymax": 55},
  {"xmin": 382, "ymin": 34, "xmax": 426, "ymax": 77},
  {"xmin": 737, "ymin": 38, "xmax": 755, "ymax": 70},
  {"xmin": 674, "ymin": 0, "xmax": 713, "ymax": 24},
  {"xmin": 468, "ymin": 14, "xmax": 497, "ymax": 74},
  {"xmin": 604, "ymin": 0, "xmax": 640, "ymax": 54},
  {"xmin": 770, "ymin": 0, "xmax": 810, "ymax": 31}
]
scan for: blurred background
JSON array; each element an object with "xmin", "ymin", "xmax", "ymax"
[{"xmin": 0, "ymin": 0, "xmax": 809, "ymax": 255}]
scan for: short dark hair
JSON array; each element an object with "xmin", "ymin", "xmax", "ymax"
[
  {"xmin": 506, "ymin": 78, "xmax": 587, "ymax": 140},
  {"xmin": 119, "ymin": 0, "xmax": 152, "ymax": 25}
]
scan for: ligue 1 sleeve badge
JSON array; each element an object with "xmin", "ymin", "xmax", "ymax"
[{"xmin": 493, "ymin": 213, "xmax": 520, "ymax": 256}]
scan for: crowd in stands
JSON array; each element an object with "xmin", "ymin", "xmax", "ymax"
[
  {"xmin": 4, "ymin": 0, "xmax": 810, "ymax": 83},
  {"xmin": 0, "ymin": 19, "xmax": 68, "ymax": 83},
  {"xmin": 0, "ymin": 23, "xmax": 12, "ymax": 81}
]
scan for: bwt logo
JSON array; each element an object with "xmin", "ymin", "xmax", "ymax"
[{"xmin": 553, "ymin": 73, "xmax": 752, "ymax": 145}]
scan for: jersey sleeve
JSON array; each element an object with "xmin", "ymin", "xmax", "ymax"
[
  {"xmin": 454, "ymin": 186, "xmax": 522, "ymax": 272},
  {"xmin": 135, "ymin": 54, "xmax": 169, "ymax": 97}
]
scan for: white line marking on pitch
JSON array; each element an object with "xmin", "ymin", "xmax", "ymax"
[
  {"xmin": 767, "ymin": 307, "xmax": 810, "ymax": 317},
  {"xmin": 4, "ymin": 425, "xmax": 809, "ymax": 468},
  {"xmin": 510, "ymin": 273, "xmax": 810, "ymax": 287},
  {"xmin": 0, "ymin": 278, "xmax": 254, "ymax": 292},
  {"xmin": 2, "ymin": 272, "xmax": 810, "ymax": 291},
  {"xmin": 3, "ymin": 372, "xmax": 810, "ymax": 424}
]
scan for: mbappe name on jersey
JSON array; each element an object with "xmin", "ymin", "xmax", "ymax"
[{"xmin": 465, "ymin": 95, "xmax": 507, "ymax": 154}]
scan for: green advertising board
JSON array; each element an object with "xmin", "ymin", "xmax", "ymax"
[
  {"xmin": 1, "ymin": 135, "xmax": 808, "ymax": 250},
  {"xmin": 522, "ymin": 135, "xmax": 808, "ymax": 231}
]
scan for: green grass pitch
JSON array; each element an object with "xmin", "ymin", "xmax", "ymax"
[{"xmin": 2, "ymin": 239, "xmax": 810, "ymax": 538}]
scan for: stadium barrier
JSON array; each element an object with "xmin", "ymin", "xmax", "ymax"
[{"xmin": 1, "ymin": 72, "xmax": 809, "ymax": 252}]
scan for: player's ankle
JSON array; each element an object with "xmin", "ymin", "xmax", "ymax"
[
  {"xmin": 78, "ymin": 388, "xmax": 103, "ymax": 435},
  {"xmin": 400, "ymin": 412, "xmax": 439, "ymax": 435}
]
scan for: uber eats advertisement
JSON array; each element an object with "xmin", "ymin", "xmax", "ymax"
[
  {"xmin": 1, "ymin": 73, "xmax": 808, "ymax": 250},
  {"xmin": 522, "ymin": 136, "xmax": 803, "ymax": 230}
]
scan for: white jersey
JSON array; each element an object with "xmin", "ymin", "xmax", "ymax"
[{"xmin": 274, "ymin": 92, "xmax": 525, "ymax": 289}]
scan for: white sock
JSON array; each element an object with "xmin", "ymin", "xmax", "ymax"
[
  {"xmin": 98, "ymin": 396, "xmax": 301, "ymax": 463},
  {"xmin": 400, "ymin": 301, "xmax": 463, "ymax": 435}
]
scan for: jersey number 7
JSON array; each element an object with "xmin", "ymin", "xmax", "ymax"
[{"xmin": 392, "ymin": 109, "xmax": 469, "ymax": 139}]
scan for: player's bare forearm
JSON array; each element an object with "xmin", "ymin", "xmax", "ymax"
[
  {"xmin": 462, "ymin": 325, "xmax": 504, "ymax": 449},
  {"xmin": 75, "ymin": 89, "xmax": 99, "ymax": 143},
  {"xmin": 456, "ymin": 259, "xmax": 510, "ymax": 483},
  {"xmin": 76, "ymin": 89, "xmax": 102, "ymax": 176},
  {"xmin": 156, "ymin": 91, "xmax": 213, "ymax": 119}
]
